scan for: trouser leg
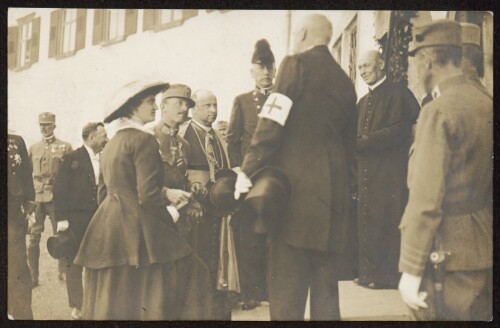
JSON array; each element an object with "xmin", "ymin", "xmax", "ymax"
[
  {"xmin": 309, "ymin": 251, "xmax": 340, "ymax": 320},
  {"xmin": 27, "ymin": 202, "xmax": 46, "ymax": 284},
  {"xmin": 268, "ymin": 234, "xmax": 310, "ymax": 320},
  {"xmin": 46, "ymin": 203, "xmax": 67, "ymax": 275},
  {"xmin": 66, "ymin": 255, "xmax": 83, "ymax": 309},
  {"xmin": 8, "ymin": 201, "xmax": 33, "ymax": 319}
]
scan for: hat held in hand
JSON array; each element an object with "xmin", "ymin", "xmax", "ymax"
[
  {"xmin": 243, "ymin": 166, "xmax": 292, "ymax": 234},
  {"xmin": 47, "ymin": 229, "xmax": 79, "ymax": 259},
  {"xmin": 202, "ymin": 168, "xmax": 242, "ymax": 217}
]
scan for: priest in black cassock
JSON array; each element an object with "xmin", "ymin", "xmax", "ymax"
[{"xmin": 355, "ymin": 50, "xmax": 420, "ymax": 289}]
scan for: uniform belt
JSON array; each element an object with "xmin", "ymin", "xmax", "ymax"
[{"xmin": 443, "ymin": 201, "xmax": 487, "ymax": 217}]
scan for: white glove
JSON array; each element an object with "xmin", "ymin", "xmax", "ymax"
[
  {"xmin": 232, "ymin": 166, "xmax": 241, "ymax": 174},
  {"xmin": 234, "ymin": 171, "xmax": 252, "ymax": 200},
  {"xmin": 167, "ymin": 206, "xmax": 180, "ymax": 223},
  {"xmin": 166, "ymin": 188, "xmax": 191, "ymax": 206},
  {"xmin": 398, "ymin": 272, "xmax": 428, "ymax": 311},
  {"xmin": 57, "ymin": 220, "xmax": 69, "ymax": 233}
]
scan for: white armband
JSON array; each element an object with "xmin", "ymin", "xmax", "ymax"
[{"xmin": 258, "ymin": 93, "xmax": 292, "ymax": 126}]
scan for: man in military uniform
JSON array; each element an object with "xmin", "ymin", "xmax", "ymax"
[
  {"xmin": 398, "ymin": 20, "xmax": 492, "ymax": 320},
  {"xmin": 155, "ymin": 84, "xmax": 199, "ymax": 233},
  {"xmin": 28, "ymin": 112, "xmax": 73, "ymax": 287},
  {"xmin": 8, "ymin": 132, "xmax": 35, "ymax": 319},
  {"xmin": 227, "ymin": 39, "xmax": 276, "ymax": 310},
  {"xmin": 235, "ymin": 14, "xmax": 357, "ymax": 320}
]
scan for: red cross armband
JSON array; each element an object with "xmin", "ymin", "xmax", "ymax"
[{"xmin": 258, "ymin": 93, "xmax": 292, "ymax": 126}]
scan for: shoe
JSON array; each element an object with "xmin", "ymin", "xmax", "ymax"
[
  {"xmin": 241, "ymin": 300, "xmax": 260, "ymax": 311},
  {"xmin": 58, "ymin": 273, "xmax": 66, "ymax": 281},
  {"xmin": 71, "ymin": 307, "xmax": 83, "ymax": 320},
  {"xmin": 353, "ymin": 278, "xmax": 361, "ymax": 286}
]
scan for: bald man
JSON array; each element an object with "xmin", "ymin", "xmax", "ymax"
[
  {"xmin": 355, "ymin": 51, "xmax": 420, "ymax": 290},
  {"xmin": 179, "ymin": 90, "xmax": 235, "ymax": 320},
  {"xmin": 235, "ymin": 14, "xmax": 357, "ymax": 320}
]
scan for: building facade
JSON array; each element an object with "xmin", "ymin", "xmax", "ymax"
[{"xmin": 8, "ymin": 9, "xmax": 492, "ymax": 148}]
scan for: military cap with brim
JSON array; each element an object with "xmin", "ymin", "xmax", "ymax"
[
  {"xmin": 47, "ymin": 229, "xmax": 79, "ymax": 259},
  {"xmin": 39, "ymin": 112, "xmax": 56, "ymax": 124},
  {"xmin": 243, "ymin": 166, "xmax": 292, "ymax": 234},
  {"xmin": 461, "ymin": 22, "xmax": 481, "ymax": 46},
  {"xmin": 408, "ymin": 19, "xmax": 462, "ymax": 56},
  {"xmin": 104, "ymin": 80, "xmax": 169, "ymax": 123},
  {"xmin": 161, "ymin": 84, "xmax": 195, "ymax": 108},
  {"xmin": 201, "ymin": 168, "xmax": 242, "ymax": 217}
]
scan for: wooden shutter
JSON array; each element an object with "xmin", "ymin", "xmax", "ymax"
[
  {"xmin": 75, "ymin": 9, "xmax": 87, "ymax": 51},
  {"xmin": 93, "ymin": 9, "xmax": 104, "ymax": 45},
  {"xmin": 30, "ymin": 17, "xmax": 41, "ymax": 65},
  {"xmin": 124, "ymin": 9, "xmax": 138, "ymax": 37},
  {"xmin": 49, "ymin": 9, "xmax": 61, "ymax": 58},
  {"xmin": 8, "ymin": 26, "xmax": 18, "ymax": 69},
  {"xmin": 143, "ymin": 9, "xmax": 156, "ymax": 31},
  {"xmin": 182, "ymin": 10, "xmax": 198, "ymax": 20}
]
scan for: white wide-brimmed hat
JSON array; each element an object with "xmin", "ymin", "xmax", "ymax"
[{"xmin": 104, "ymin": 80, "xmax": 169, "ymax": 123}]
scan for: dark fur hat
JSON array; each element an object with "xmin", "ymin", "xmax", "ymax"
[{"xmin": 252, "ymin": 39, "xmax": 275, "ymax": 66}]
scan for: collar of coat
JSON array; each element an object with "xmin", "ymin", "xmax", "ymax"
[
  {"xmin": 116, "ymin": 117, "xmax": 155, "ymax": 136},
  {"xmin": 433, "ymin": 74, "xmax": 467, "ymax": 99}
]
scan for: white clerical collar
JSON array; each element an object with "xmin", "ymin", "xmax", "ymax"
[
  {"xmin": 84, "ymin": 143, "xmax": 99, "ymax": 159},
  {"xmin": 368, "ymin": 75, "xmax": 387, "ymax": 91},
  {"xmin": 192, "ymin": 119, "xmax": 212, "ymax": 132},
  {"xmin": 431, "ymin": 85, "xmax": 441, "ymax": 99}
]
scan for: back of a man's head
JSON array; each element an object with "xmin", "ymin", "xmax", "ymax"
[
  {"xmin": 293, "ymin": 14, "xmax": 332, "ymax": 53},
  {"xmin": 419, "ymin": 46, "xmax": 463, "ymax": 68}
]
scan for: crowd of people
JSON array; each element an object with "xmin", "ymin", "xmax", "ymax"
[{"xmin": 7, "ymin": 14, "xmax": 492, "ymax": 321}]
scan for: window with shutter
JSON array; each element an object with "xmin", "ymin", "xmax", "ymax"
[
  {"xmin": 48, "ymin": 9, "xmax": 86, "ymax": 60},
  {"xmin": 97, "ymin": 9, "xmax": 134, "ymax": 46},
  {"xmin": 143, "ymin": 9, "xmax": 198, "ymax": 33},
  {"xmin": 8, "ymin": 26, "xmax": 18, "ymax": 70},
  {"xmin": 18, "ymin": 20, "xmax": 33, "ymax": 68}
]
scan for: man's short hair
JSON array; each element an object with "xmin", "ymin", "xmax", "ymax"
[
  {"xmin": 463, "ymin": 44, "xmax": 484, "ymax": 77},
  {"xmin": 82, "ymin": 122, "xmax": 104, "ymax": 140},
  {"xmin": 420, "ymin": 46, "xmax": 463, "ymax": 68}
]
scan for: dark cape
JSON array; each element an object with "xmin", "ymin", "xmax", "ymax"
[{"xmin": 356, "ymin": 78, "xmax": 420, "ymax": 287}]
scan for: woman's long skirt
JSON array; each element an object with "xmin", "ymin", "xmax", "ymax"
[{"xmin": 82, "ymin": 254, "xmax": 211, "ymax": 320}]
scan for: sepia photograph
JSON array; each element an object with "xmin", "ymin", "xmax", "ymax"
[{"xmin": 6, "ymin": 6, "xmax": 493, "ymax": 322}]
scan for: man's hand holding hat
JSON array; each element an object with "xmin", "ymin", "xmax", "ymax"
[{"xmin": 234, "ymin": 171, "xmax": 252, "ymax": 200}]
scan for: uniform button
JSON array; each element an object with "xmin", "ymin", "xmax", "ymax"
[
  {"xmin": 257, "ymin": 105, "xmax": 261, "ymax": 109},
  {"xmin": 254, "ymin": 98, "xmax": 259, "ymax": 101}
]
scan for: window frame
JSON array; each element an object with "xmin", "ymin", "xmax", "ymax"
[
  {"xmin": 143, "ymin": 9, "xmax": 198, "ymax": 33},
  {"xmin": 8, "ymin": 12, "xmax": 40, "ymax": 72}
]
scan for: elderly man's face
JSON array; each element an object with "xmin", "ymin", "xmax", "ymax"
[
  {"xmin": 358, "ymin": 52, "xmax": 385, "ymax": 86},
  {"xmin": 193, "ymin": 93, "xmax": 218, "ymax": 127},
  {"xmin": 39, "ymin": 123, "xmax": 56, "ymax": 138},
  {"xmin": 161, "ymin": 97, "xmax": 189, "ymax": 126},
  {"xmin": 251, "ymin": 63, "xmax": 276, "ymax": 89}
]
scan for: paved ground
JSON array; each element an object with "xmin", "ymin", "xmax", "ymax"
[{"xmin": 30, "ymin": 219, "xmax": 413, "ymax": 321}]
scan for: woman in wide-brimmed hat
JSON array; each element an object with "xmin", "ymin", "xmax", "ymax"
[{"xmin": 73, "ymin": 80, "xmax": 211, "ymax": 320}]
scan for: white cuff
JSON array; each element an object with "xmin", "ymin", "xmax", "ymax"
[
  {"xmin": 57, "ymin": 220, "xmax": 69, "ymax": 232},
  {"xmin": 167, "ymin": 206, "xmax": 180, "ymax": 223}
]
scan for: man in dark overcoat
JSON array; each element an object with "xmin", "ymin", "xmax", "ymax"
[
  {"xmin": 53, "ymin": 122, "xmax": 108, "ymax": 319},
  {"xmin": 235, "ymin": 14, "xmax": 357, "ymax": 320},
  {"xmin": 7, "ymin": 132, "xmax": 35, "ymax": 319},
  {"xmin": 355, "ymin": 50, "xmax": 420, "ymax": 289},
  {"xmin": 227, "ymin": 38, "xmax": 276, "ymax": 310},
  {"xmin": 398, "ymin": 20, "xmax": 492, "ymax": 320}
]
